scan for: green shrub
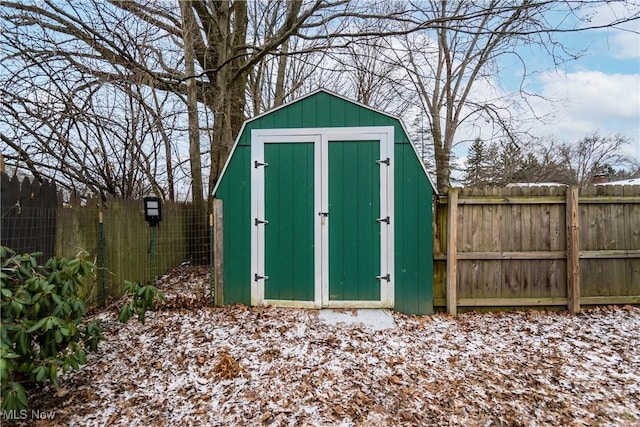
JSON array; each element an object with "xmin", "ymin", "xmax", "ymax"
[
  {"xmin": 117, "ymin": 280, "xmax": 165, "ymax": 325},
  {"xmin": 0, "ymin": 247, "xmax": 105, "ymax": 412}
]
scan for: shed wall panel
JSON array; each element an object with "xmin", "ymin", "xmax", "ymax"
[
  {"xmin": 217, "ymin": 146, "xmax": 251, "ymax": 305},
  {"xmin": 394, "ymin": 144, "xmax": 434, "ymax": 314},
  {"xmin": 238, "ymin": 92, "xmax": 409, "ymax": 146}
]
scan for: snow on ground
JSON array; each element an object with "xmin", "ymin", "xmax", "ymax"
[{"xmin": 16, "ymin": 266, "xmax": 640, "ymax": 426}]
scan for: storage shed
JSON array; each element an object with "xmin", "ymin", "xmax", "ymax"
[{"xmin": 213, "ymin": 89, "xmax": 436, "ymax": 315}]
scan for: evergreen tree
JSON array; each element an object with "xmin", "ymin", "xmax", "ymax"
[
  {"xmin": 498, "ymin": 141, "xmax": 525, "ymax": 185},
  {"xmin": 464, "ymin": 138, "xmax": 490, "ymax": 187},
  {"xmin": 485, "ymin": 142, "xmax": 502, "ymax": 185}
]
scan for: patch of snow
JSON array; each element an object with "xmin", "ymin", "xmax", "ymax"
[
  {"xmin": 20, "ymin": 267, "xmax": 640, "ymax": 426},
  {"xmin": 317, "ymin": 309, "xmax": 396, "ymax": 331}
]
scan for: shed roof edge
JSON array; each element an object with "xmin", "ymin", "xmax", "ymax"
[{"xmin": 212, "ymin": 88, "xmax": 438, "ymax": 195}]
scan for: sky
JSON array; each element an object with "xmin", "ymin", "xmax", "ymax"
[{"xmin": 504, "ymin": 3, "xmax": 640, "ymax": 163}]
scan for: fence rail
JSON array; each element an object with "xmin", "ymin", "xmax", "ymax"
[{"xmin": 435, "ymin": 185, "xmax": 640, "ymax": 315}]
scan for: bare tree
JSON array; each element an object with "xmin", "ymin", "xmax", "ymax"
[
  {"xmin": 180, "ymin": 1, "xmax": 205, "ymax": 209},
  {"xmin": 0, "ymin": 1, "xmax": 188, "ymax": 199},
  {"xmin": 462, "ymin": 133, "xmax": 634, "ymax": 186},
  {"xmin": 328, "ymin": 31, "xmax": 413, "ymax": 114},
  {"xmin": 385, "ymin": 0, "xmax": 640, "ymax": 191},
  {"xmin": 2, "ymin": 0, "xmax": 638, "ymax": 199},
  {"xmin": 556, "ymin": 132, "xmax": 633, "ymax": 185},
  {"xmin": 0, "ymin": 61, "xmax": 183, "ymax": 199},
  {"xmin": 107, "ymin": 0, "xmax": 373, "ymax": 199},
  {"xmin": 245, "ymin": 1, "xmax": 328, "ymax": 115},
  {"xmin": 1, "ymin": 0, "xmax": 361, "ymax": 202}
]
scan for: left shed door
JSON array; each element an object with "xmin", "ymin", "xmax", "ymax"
[{"xmin": 256, "ymin": 141, "xmax": 316, "ymax": 304}]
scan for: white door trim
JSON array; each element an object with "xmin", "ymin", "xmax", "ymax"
[
  {"xmin": 251, "ymin": 127, "xmax": 394, "ymax": 308},
  {"xmin": 251, "ymin": 131, "xmax": 321, "ymax": 306}
]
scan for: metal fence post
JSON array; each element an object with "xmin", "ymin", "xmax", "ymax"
[{"xmin": 150, "ymin": 226, "xmax": 158, "ymax": 284}]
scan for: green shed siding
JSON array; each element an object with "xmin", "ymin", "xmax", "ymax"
[
  {"xmin": 394, "ymin": 144, "xmax": 434, "ymax": 315},
  {"xmin": 237, "ymin": 92, "xmax": 409, "ymax": 146},
  {"xmin": 216, "ymin": 145, "xmax": 251, "ymax": 306},
  {"xmin": 214, "ymin": 90, "xmax": 434, "ymax": 314}
]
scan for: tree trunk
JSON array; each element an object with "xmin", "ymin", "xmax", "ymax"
[
  {"xmin": 274, "ymin": 39, "xmax": 289, "ymax": 107},
  {"xmin": 434, "ymin": 140, "xmax": 452, "ymax": 192},
  {"xmin": 181, "ymin": 1, "xmax": 208, "ymax": 263},
  {"xmin": 180, "ymin": 2, "xmax": 205, "ymax": 209},
  {"xmin": 207, "ymin": 0, "xmax": 248, "ymax": 199}
]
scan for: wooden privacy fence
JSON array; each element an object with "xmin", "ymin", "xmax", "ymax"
[
  {"xmin": 1, "ymin": 173, "xmax": 204, "ymax": 304},
  {"xmin": 55, "ymin": 195, "xmax": 197, "ymax": 302},
  {"xmin": 1, "ymin": 174, "xmax": 57, "ymax": 260},
  {"xmin": 5, "ymin": 172, "xmax": 639, "ymax": 313},
  {"xmin": 435, "ymin": 185, "xmax": 640, "ymax": 315}
]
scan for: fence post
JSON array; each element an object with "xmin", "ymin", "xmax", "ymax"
[
  {"xmin": 213, "ymin": 199, "xmax": 224, "ymax": 306},
  {"xmin": 98, "ymin": 211, "xmax": 106, "ymax": 306},
  {"xmin": 446, "ymin": 188, "xmax": 459, "ymax": 317},
  {"xmin": 150, "ymin": 226, "xmax": 158, "ymax": 284},
  {"xmin": 209, "ymin": 210, "xmax": 214, "ymax": 306},
  {"xmin": 566, "ymin": 186, "xmax": 581, "ymax": 313}
]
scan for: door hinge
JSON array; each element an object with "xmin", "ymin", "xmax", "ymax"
[
  {"xmin": 254, "ymin": 160, "xmax": 269, "ymax": 168},
  {"xmin": 254, "ymin": 218, "xmax": 269, "ymax": 226},
  {"xmin": 376, "ymin": 158, "xmax": 390, "ymax": 166},
  {"xmin": 254, "ymin": 273, "xmax": 269, "ymax": 281},
  {"xmin": 376, "ymin": 273, "xmax": 391, "ymax": 282},
  {"xmin": 376, "ymin": 216, "xmax": 390, "ymax": 224}
]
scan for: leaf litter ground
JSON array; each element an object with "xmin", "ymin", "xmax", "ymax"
[{"xmin": 17, "ymin": 265, "xmax": 640, "ymax": 426}]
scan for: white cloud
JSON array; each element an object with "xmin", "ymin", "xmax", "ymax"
[
  {"xmin": 609, "ymin": 30, "xmax": 640, "ymax": 60},
  {"xmin": 578, "ymin": 2, "xmax": 640, "ymax": 29},
  {"xmin": 578, "ymin": 2, "xmax": 640, "ymax": 60},
  {"xmin": 530, "ymin": 70, "xmax": 640, "ymax": 161},
  {"xmin": 539, "ymin": 71, "xmax": 639, "ymax": 119}
]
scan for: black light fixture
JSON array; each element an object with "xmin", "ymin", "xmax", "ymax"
[{"xmin": 143, "ymin": 196, "xmax": 162, "ymax": 227}]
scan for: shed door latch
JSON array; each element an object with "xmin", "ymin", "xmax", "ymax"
[
  {"xmin": 254, "ymin": 160, "xmax": 269, "ymax": 168},
  {"xmin": 376, "ymin": 158, "xmax": 390, "ymax": 166},
  {"xmin": 376, "ymin": 274, "xmax": 391, "ymax": 282},
  {"xmin": 376, "ymin": 216, "xmax": 390, "ymax": 224},
  {"xmin": 318, "ymin": 211, "xmax": 329, "ymax": 225},
  {"xmin": 254, "ymin": 273, "xmax": 269, "ymax": 282},
  {"xmin": 254, "ymin": 218, "xmax": 269, "ymax": 226}
]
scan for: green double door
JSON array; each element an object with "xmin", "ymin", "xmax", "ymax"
[{"xmin": 259, "ymin": 135, "xmax": 390, "ymax": 307}]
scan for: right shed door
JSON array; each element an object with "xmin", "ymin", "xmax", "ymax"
[{"xmin": 326, "ymin": 139, "xmax": 381, "ymax": 302}]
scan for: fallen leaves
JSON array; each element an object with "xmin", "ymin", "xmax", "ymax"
[
  {"xmin": 17, "ymin": 264, "xmax": 640, "ymax": 426},
  {"xmin": 213, "ymin": 348, "xmax": 244, "ymax": 380}
]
